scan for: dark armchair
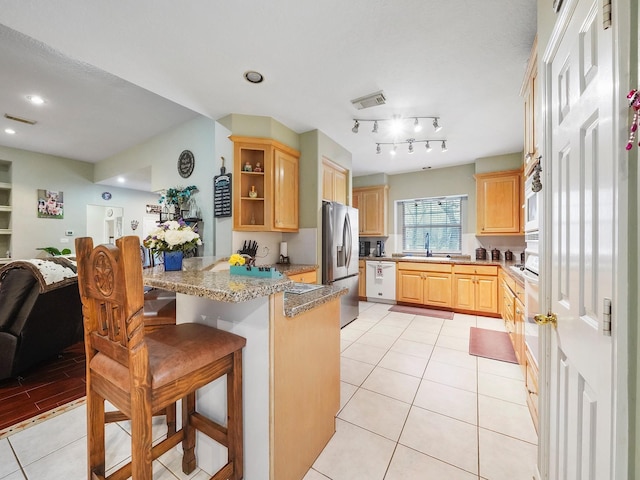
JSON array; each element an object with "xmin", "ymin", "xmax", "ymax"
[{"xmin": 0, "ymin": 259, "xmax": 83, "ymax": 380}]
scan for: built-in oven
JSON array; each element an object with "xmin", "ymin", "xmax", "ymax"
[
  {"xmin": 524, "ymin": 174, "xmax": 540, "ymax": 232},
  {"xmin": 523, "ymin": 231, "xmax": 539, "ymax": 366}
]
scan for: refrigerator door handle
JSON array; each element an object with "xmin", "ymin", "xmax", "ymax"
[{"xmin": 343, "ymin": 212, "xmax": 352, "ymax": 270}]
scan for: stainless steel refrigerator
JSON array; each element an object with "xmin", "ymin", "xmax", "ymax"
[{"xmin": 322, "ymin": 201, "xmax": 359, "ymax": 327}]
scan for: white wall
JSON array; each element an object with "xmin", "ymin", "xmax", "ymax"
[
  {"xmin": 0, "ymin": 145, "xmax": 158, "ymax": 259},
  {"xmin": 97, "ymin": 115, "xmax": 218, "ymax": 256}
]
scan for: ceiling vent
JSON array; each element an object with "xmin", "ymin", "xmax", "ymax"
[
  {"xmin": 4, "ymin": 113, "xmax": 37, "ymax": 125},
  {"xmin": 350, "ymin": 90, "xmax": 386, "ymax": 110}
]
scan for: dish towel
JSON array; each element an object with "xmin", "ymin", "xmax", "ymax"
[{"xmin": 375, "ymin": 264, "xmax": 384, "ymax": 279}]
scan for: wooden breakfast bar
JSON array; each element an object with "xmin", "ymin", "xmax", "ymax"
[{"xmin": 142, "ymin": 258, "xmax": 346, "ymax": 480}]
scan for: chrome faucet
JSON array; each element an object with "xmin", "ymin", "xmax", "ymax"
[{"xmin": 425, "ymin": 232, "xmax": 432, "ymax": 257}]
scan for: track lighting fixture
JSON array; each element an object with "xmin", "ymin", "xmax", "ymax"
[
  {"xmin": 374, "ymin": 138, "xmax": 447, "ymax": 155},
  {"xmin": 351, "ymin": 116, "xmax": 441, "ymax": 135}
]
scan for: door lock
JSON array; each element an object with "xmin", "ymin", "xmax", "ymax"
[{"xmin": 534, "ymin": 312, "xmax": 557, "ymax": 327}]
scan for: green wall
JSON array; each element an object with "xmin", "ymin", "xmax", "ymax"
[
  {"xmin": 387, "ymin": 163, "xmax": 477, "ymax": 235},
  {"xmin": 218, "ymin": 113, "xmax": 300, "ymax": 150}
]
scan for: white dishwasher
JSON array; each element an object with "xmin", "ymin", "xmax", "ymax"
[{"xmin": 365, "ymin": 260, "xmax": 396, "ymax": 303}]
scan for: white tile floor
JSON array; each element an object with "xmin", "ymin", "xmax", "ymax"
[{"xmin": 0, "ymin": 301, "xmax": 537, "ymax": 480}]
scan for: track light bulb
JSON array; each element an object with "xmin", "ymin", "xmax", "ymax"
[
  {"xmin": 352, "ymin": 120, "xmax": 359, "ymax": 133},
  {"xmin": 425, "ymin": 141, "xmax": 432, "ymax": 152},
  {"xmin": 441, "ymin": 141, "xmax": 448, "ymax": 152},
  {"xmin": 376, "ymin": 143, "xmax": 381, "ymax": 154},
  {"xmin": 391, "ymin": 144, "xmax": 397, "ymax": 156},
  {"xmin": 408, "ymin": 142, "xmax": 414, "ymax": 154},
  {"xmin": 372, "ymin": 121, "xmax": 378, "ymax": 133},
  {"xmin": 433, "ymin": 118, "xmax": 442, "ymax": 132},
  {"xmin": 413, "ymin": 118, "xmax": 422, "ymax": 133}
]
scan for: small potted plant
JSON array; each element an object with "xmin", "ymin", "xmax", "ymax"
[{"xmin": 143, "ymin": 219, "xmax": 202, "ymax": 271}]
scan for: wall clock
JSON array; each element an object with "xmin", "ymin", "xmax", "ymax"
[{"xmin": 178, "ymin": 150, "xmax": 195, "ymax": 178}]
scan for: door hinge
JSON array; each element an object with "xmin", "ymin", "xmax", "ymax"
[
  {"xmin": 603, "ymin": 0, "xmax": 612, "ymax": 30},
  {"xmin": 603, "ymin": 298, "xmax": 612, "ymax": 336}
]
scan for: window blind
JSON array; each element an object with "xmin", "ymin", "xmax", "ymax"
[{"xmin": 401, "ymin": 196, "xmax": 464, "ymax": 253}]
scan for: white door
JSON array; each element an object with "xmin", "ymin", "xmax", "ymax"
[{"xmin": 543, "ymin": 0, "xmax": 617, "ymax": 478}]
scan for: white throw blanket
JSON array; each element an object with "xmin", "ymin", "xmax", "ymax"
[{"xmin": 0, "ymin": 257, "xmax": 77, "ymax": 292}]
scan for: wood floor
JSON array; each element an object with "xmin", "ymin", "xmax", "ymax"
[{"xmin": 0, "ymin": 342, "xmax": 86, "ymax": 436}]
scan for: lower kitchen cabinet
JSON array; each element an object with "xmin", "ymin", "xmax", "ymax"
[
  {"xmin": 287, "ymin": 269, "xmax": 317, "ymax": 284},
  {"xmin": 452, "ymin": 264, "xmax": 498, "ymax": 314},
  {"xmin": 525, "ymin": 346, "xmax": 539, "ymax": 432},
  {"xmin": 396, "ymin": 262, "xmax": 452, "ymax": 308},
  {"xmin": 358, "ymin": 260, "xmax": 366, "ymax": 299}
]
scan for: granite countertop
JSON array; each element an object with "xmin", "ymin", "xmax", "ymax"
[
  {"xmin": 282, "ymin": 284, "xmax": 346, "ymax": 317},
  {"xmin": 273, "ymin": 263, "xmax": 318, "ymax": 276},
  {"xmin": 142, "ymin": 259, "xmax": 341, "ymax": 318}
]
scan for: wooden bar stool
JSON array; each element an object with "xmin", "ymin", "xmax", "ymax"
[{"xmin": 75, "ymin": 236, "xmax": 245, "ymax": 480}]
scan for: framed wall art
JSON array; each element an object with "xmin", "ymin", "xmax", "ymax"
[{"xmin": 37, "ymin": 189, "xmax": 64, "ymax": 219}]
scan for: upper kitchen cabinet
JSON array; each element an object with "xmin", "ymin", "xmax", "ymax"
[
  {"xmin": 231, "ymin": 136, "xmax": 300, "ymax": 232},
  {"xmin": 322, "ymin": 158, "xmax": 348, "ymax": 204},
  {"xmin": 475, "ymin": 169, "xmax": 522, "ymax": 236},
  {"xmin": 353, "ymin": 185, "xmax": 388, "ymax": 237},
  {"xmin": 521, "ymin": 36, "xmax": 539, "ymax": 177}
]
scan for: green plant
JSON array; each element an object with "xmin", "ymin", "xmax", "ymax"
[
  {"xmin": 37, "ymin": 247, "xmax": 72, "ymax": 256},
  {"xmin": 159, "ymin": 185, "xmax": 198, "ymax": 205}
]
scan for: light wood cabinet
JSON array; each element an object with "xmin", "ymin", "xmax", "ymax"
[
  {"xmin": 322, "ymin": 158, "xmax": 348, "ymax": 204},
  {"xmin": 358, "ymin": 260, "xmax": 366, "ymax": 299},
  {"xmin": 521, "ymin": 36, "xmax": 539, "ymax": 177},
  {"xmin": 452, "ymin": 264, "xmax": 498, "ymax": 314},
  {"xmin": 475, "ymin": 170, "xmax": 523, "ymax": 236},
  {"xmin": 396, "ymin": 262, "xmax": 452, "ymax": 308},
  {"xmin": 525, "ymin": 347, "xmax": 539, "ymax": 432},
  {"xmin": 272, "ymin": 292, "xmax": 340, "ymax": 480},
  {"xmin": 273, "ymin": 148, "xmax": 299, "ymax": 231},
  {"xmin": 287, "ymin": 269, "xmax": 317, "ymax": 284},
  {"xmin": 231, "ymin": 136, "xmax": 299, "ymax": 232},
  {"xmin": 352, "ymin": 185, "xmax": 388, "ymax": 236}
]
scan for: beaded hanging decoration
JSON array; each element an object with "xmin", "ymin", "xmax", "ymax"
[{"xmin": 626, "ymin": 89, "xmax": 640, "ymax": 150}]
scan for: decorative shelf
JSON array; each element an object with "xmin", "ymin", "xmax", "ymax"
[
  {"xmin": 0, "ymin": 229, "xmax": 12, "ymax": 235},
  {"xmin": 0, "ymin": 206, "xmax": 12, "ymax": 212},
  {"xmin": 0, "ymin": 182, "xmax": 10, "ymax": 190}
]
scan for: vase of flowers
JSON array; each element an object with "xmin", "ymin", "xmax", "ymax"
[{"xmin": 143, "ymin": 220, "xmax": 202, "ymax": 271}]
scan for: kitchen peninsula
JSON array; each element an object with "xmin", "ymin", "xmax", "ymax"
[{"xmin": 142, "ymin": 258, "xmax": 346, "ymax": 480}]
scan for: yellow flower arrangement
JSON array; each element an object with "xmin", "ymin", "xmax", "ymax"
[{"xmin": 228, "ymin": 253, "xmax": 246, "ymax": 266}]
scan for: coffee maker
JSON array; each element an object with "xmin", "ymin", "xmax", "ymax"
[
  {"xmin": 359, "ymin": 240, "xmax": 370, "ymax": 257},
  {"xmin": 375, "ymin": 240, "xmax": 385, "ymax": 257}
]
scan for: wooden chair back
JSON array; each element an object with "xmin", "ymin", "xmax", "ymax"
[{"xmin": 75, "ymin": 236, "xmax": 147, "ymax": 376}]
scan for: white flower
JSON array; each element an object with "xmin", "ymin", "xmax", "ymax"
[{"xmin": 143, "ymin": 220, "xmax": 201, "ymax": 253}]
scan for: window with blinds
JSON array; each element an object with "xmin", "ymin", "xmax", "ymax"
[{"xmin": 401, "ymin": 196, "xmax": 464, "ymax": 253}]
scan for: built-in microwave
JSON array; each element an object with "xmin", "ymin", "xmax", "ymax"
[{"xmin": 524, "ymin": 174, "xmax": 540, "ymax": 232}]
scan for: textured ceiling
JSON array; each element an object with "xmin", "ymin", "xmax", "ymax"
[{"xmin": 0, "ymin": 1, "xmax": 537, "ymax": 190}]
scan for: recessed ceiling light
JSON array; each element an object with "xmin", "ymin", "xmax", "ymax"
[
  {"xmin": 26, "ymin": 95, "xmax": 45, "ymax": 105},
  {"xmin": 117, "ymin": 177, "xmax": 125, "ymax": 183},
  {"xmin": 243, "ymin": 71, "xmax": 264, "ymax": 84},
  {"xmin": 4, "ymin": 128, "xmax": 16, "ymax": 135}
]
